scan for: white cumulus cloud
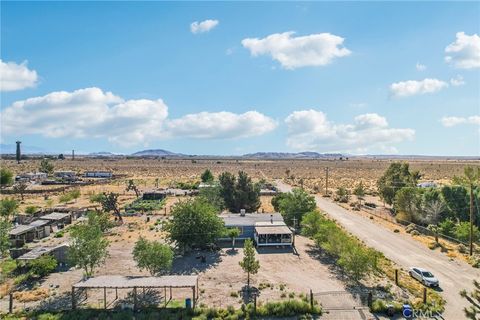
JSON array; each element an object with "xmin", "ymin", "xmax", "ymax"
[
  {"xmin": 190, "ymin": 19, "xmax": 219, "ymax": 34},
  {"xmin": 166, "ymin": 111, "xmax": 277, "ymax": 139},
  {"xmin": 445, "ymin": 32, "xmax": 480, "ymax": 69},
  {"xmin": 285, "ymin": 110, "xmax": 414, "ymax": 154},
  {"xmin": 0, "ymin": 87, "xmax": 276, "ymax": 146},
  {"xmin": 440, "ymin": 115, "xmax": 480, "ymax": 127},
  {"xmin": 241, "ymin": 31, "xmax": 351, "ymax": 69},
  {"xmin": 0, "ymin": 60, "xmax": 38, "ymax": 92},
  {"xmin": 390, "ymin": 78, "xmax": 449, "ymax": 98}
]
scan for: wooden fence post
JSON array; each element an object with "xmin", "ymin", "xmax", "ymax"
[
  {"xmin": 395, "ymin": 269, "xmax": 399, "ymax": 286},
  {"xmin": 310, "ymin": 289, "xmax": 313, "ymax": 309},
  {"xmin": 9, "ymin": 293, "xmax": 13, "ymax": 313},
  {"xmin": 71, "ymin": 287, "xmax": 75, "ymax": 310},
  {"xmin": 423, "ymin": 288, "xmax": 427, "ymax": 304}
]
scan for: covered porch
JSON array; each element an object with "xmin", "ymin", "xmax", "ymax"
[{"xmin": 254, "ymin": 225, "xmax": 293, "ymax": 247}]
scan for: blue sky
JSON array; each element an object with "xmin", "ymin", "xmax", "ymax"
[{"xmin": 1, "ymin": 1, "xmax": 479, "ymax": 156}]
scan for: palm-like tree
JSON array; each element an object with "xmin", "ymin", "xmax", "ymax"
[{"xmin": 423, "ymin": 199, "xmax": 446, "ymax": 244}]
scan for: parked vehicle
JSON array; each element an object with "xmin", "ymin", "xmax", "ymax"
[{"xmin": 409, "ymin": 267, "xmax": 439, "ymax": 287}]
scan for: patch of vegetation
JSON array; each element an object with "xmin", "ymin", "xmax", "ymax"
[
  {"xmin": 2, "ymin": 299, "xmax": 321, "ymax": 320},
  {"xmin": 125, "ymin": 198, "xmax": 166, "ymax": 212}
]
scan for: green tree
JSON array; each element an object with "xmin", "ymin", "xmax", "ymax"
[
  {"xmin": 219, "ymin": 171, "xmax": 260, "ymax": 213},
  {"xmin": 69, "ymin": 218, "xmax": 109, "ymax": 277},
  {"xmin": 201, "ymin": 169, "xmax": 214, "ymax": 183},
  {"xmin": 337, "ymin": 244, "xmax": 378, "ymax": 282},
  {"xmin": 133, "ymin": 237, "xmax": 173, "ymax": 276},
  {"xmin": 394, "ymin": 187, "xmax": 422, "ymax": 222},
  {"xmin": 163, "ymin": 198, "xmax": 225, "ymax": 251},
  {"xmin": 460, "ymin": 280, "xmax": 480, "ymax": 319},
  {"xmin": 198, "ymin": 185, "xmax": 224, "ymax": 213},
  {"xmin": 441, "ymin": 186, "xmax": 470, "ymax": 222},
  {"xmin": 301, "ymin": 210, "xmax": 324, "ymax": 237},
  {"xmin": 234, "ymin": 171, "xmax": 261, "ymax": 213},
  {"xmin": 453, "ymin": 166, "xmax": 480, "ymax": 256},
  {"xmin": 39, "ymin": 159, "xmax": 54, "ymax": 174},
  {"xmin": 239, "ymin": 239, "xmax": 259, "ymax": 290},
  {"xmin": 126, "ymin": 179, "xmax": 140, "ymax": 198},
  {"xmin": 225, "ymin": 227, "xmax": 241, "ymax": 250},
  {"xmin": 0, "ymin": 220, "xmax": 12, "ymax": 257},
  {"xmin": 87, "ymin": 211, "xmax": 113, "ymax": 233},
  {"xmin": 101, "ymin": 192, "xmax": 123, "ymax": 223},
  {"xmin": 276, "ymin": 188, "xmax": 316, "ymax": 226},
  {"xmin": 353, "ymin": 181, "xmax": 366, "ymax": 204},
  {"xmin": 0, "ymin": 168, "xmax": 14, "ymax": 189},
  {"xmin": 377, "ymin": 162, "xmax": 419, "ymax": 205},
  {"xmin": 271, "ymin": 192, "xmax": 288, "ymax": 212},
  {"xmin": 438, "ymin": 218, "xmax": 456, "ymax": 237},
  {"xmin": 0, "ymin": 198, "xmax": 18, "ymax": 220},
  {"xmin": 454, "ymin": 222, "xmax": 479, "ymax": 243}
]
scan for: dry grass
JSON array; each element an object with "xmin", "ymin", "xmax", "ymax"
[{"xmin": 13, "ymin": 288, "xmax": 49, "ymax": 302}]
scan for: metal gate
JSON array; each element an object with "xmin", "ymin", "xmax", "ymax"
[{"xmin": 312, "ymin": 291, "xmax": 373, "ymax": 320}]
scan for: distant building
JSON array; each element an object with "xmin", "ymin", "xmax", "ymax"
[
  {"xmin": 15, "ymin": 172, "xmax": 47, "ymax": 183},
  {"xmin": 220, "ymin": 212, "xmax": 292, "ymax": 247},
  {"xmin": 142, "ymin": 190, "xmax": 167, "ymax": 201},
  {"xmin": 84, "ymin": 171, "xmax": 113, "ymax": 178},
  {"xmin": 417, "ymin": 181, "xmax": 437, "ymax": 188},
  {"xmin": 54, "ymin": 171, "xmax": 76, "ymax": 179}
]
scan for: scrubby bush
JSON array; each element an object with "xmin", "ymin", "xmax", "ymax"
[{"xmin": 28, "ymin": 255, "xmax": 57, "ymax": 277}]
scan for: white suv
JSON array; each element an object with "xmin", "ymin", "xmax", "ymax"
[{"xmin": 409, "ymin": 267, "xmax": 439, "ymax": 287}]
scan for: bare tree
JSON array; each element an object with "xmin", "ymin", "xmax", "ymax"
[{"xmin": 13, "ymin": 181, "xmax": 28, "ymax": 201}]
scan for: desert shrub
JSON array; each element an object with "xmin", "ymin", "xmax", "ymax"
[
  {"xmin": 54, "ymin": 230, "xmax": 64, "ymax": 238},
  {"xmin": 125, "ymin": 199, "xmax": 165, "ymax": 212},
  {"xmin": 371, "ymin": 299, "xmax": 387, "ymax": 313},
  {"xmin": 28, "ymin": 255, "xmax": 57, "ymax": 277},
  {"xmin": 457, "ymin": 244, "xmax": 467, "ymax": 254},
  {"xmin": 438, "ymin": 218, "xmax": 455, "ymax": 237}
]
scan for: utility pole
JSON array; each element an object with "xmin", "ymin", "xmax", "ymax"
[
  {"xmin": 470, "ymin": 183, "xmax": 474, "ymax": 256},
  {"xmin": 15, "ymin": 141, "xmax": 21, "ymax": 164},
  {"xmin": 325, "ymin": 167, "xmax": 329, "ymax": 196}
]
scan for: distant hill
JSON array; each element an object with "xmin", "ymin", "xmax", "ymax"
[
  {"xmin": 243, "ymin": 152, "xmax": 344, "ymax": 159},
  {"xmin": 131, "ymin": 149, "xmax": 183, "ymax": 157}
]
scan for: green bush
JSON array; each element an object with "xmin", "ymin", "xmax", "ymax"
[
  {"xmin": 28, "ymin": 255, "xmax": 57, "ymax": 277},
  {"xmin": 125, "ymin": 199, "xmax": 166, "ymax": 212},
  {"xmin": 454, "ymin": 222, "xmax": 479, "ymax": 243}
]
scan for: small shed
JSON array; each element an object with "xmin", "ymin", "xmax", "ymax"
[
  {"xmin": 84, "ymin": 171, "xmax": 113, "ymax": 178},
  {"xmin": 17, "ymin": 243, "xmax": 69, "ymax": 263},
  {"xmin": 142, "ymin": 190, "xmax": 167, "ymax": 201},
  {"xmin": 40, "ymin": 212, "xmax": 72, "ymax": 228},
  {"xmin": 9, "ymin": 225, "xmax": 36, "ymax": 247},
  {"xmin": 28, "ymin": 219, "xmax": 51, "ymax": 239}
]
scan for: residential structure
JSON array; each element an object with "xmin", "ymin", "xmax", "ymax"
[{"xmin": 220, "ymin": 212, "xmax": 293, "ymax": 247}]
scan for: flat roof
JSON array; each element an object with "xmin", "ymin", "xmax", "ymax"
[
  {"xmin": 41, "ymin": 212, "xmax": 70, "ymax": 220},
  {"xmin": 220, "ymin": 213, "xmax": 284, "ymax": 226},
  {"xmin": 29, "ymin": 219, "xmax": 50, "ymax": 227},
  {"xmin": 17, "ymin": 243, "xmax": 69, "ymax": 261},
  {"xmin": 9, "ymin": 224, "xmax": 35, "ymax": 236},
  {"xmin": 255, "ymin": 225, "xmax": 292, "ymax": 235},
  {"xmin": 73, "ymin": 275, "xmax": 198, "ymax": 289}
]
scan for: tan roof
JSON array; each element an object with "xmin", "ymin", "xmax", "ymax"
[
  {"xmin": 73, "ymin": 275, "xmax": 198, "ymax": 289},
  {"xmin": 255, "ymin": 225, "xmax": 292, "ymax": 235},
  {"xmin": 9, "ymin": 224, "xmax": 35, "ymax": 236},
  {"xmin": 41, "ymin": 212, "xmax": 70, "ymax": 220}
]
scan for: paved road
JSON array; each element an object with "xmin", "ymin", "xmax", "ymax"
[{"xmin": 277, "ymin": 181, "xmax": 479, "ymax": 319}]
